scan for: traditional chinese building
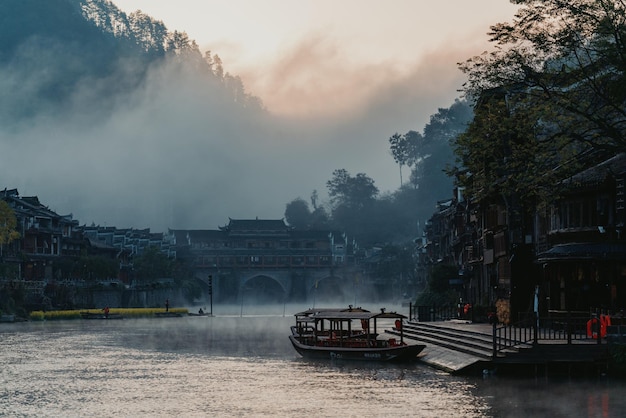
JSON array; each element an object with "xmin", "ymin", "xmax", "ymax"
[
  {"xmin": 536, "ymin": 153, "xmax": 626, "ymax": 312},
  {"xmin": 167, "ymin": 218, "xmax": 357, "ymax": 302},
  {"xmin": 421, "ymin": 153, "xmax": 626, "ymax": 321}
]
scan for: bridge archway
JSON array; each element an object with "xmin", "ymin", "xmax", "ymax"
[{"xmin": 240, "ymin": 274, "xmax": 286, "ymax": 304}]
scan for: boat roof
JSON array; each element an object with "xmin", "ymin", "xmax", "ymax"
[
  {"xmin": 294, "ymin": 306, "xmax": 370, "ymax": 316},
  {"xmin": 294, "ymin": 307, "xmax": 406, "ymax": 321}
]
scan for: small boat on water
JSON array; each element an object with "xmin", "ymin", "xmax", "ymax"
[
  {"xmin": 289, "ymin": 306, "xmax": 425, "ymax": 362},
  {"xmin": 155, "ymin": 311, "xmax": 183, "ymax": 318},
  {"xmin": 0, "ymin": 314, "xmax": 15, "ymax": 323},
  {"xmin": 80, "ymin": 312, "xmax": 124, "ymax": 320}
]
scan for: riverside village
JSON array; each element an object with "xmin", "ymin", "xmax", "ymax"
[{"xmin": 1, "ymin": 152, "xmax": 626, "ymax": 377}]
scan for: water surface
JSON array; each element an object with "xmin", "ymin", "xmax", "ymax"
[{"xmin": 1, "ymin": 312, "xmax": 625, "ymax": 417}]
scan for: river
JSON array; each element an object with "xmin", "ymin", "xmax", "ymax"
[{"xmin": 2, "ymin": 305, "xmax": 625, "ymax": 417}]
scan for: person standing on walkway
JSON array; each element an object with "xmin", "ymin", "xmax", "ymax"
[{"xmin": 165, "ymin": 299, "xmax": 169, "ymax": 312}]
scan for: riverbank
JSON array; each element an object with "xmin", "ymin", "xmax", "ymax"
[{"xmin": 28, "ymin": 307, "xmax": 189, "ymax": 321}]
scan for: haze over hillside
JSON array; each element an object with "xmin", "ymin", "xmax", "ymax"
[{"xmin": 0, "ymin": 0, "xmax": 464, "ymax": 232}]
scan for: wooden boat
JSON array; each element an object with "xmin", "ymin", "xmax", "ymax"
[
  {"xmin": 289, "ymin": 306, "xmax": 425, "ymax": 362},
  {"xmin": 80, "ymin": 312, "xmax": 123, "ymax": 320},
  {"xmin": 154, "ymin": 311, "xmax": 183, "ymax": 318},
  {"xmin": 0, "ymin": 314, "xmax": 15, "ymax": 323},
  {"xmin": 188, "ymin": 312, "xmax": 210, "ymax": 317}
]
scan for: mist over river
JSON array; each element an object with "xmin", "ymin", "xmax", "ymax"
[{"xmin": 2, "ymin": 305, "xmax": 626, "ymax": 417}]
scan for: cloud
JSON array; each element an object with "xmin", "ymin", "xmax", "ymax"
[{"xmin": 0, "ymin": 33, "xmax": 481, "ymax": 233}]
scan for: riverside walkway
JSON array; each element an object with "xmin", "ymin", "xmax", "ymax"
[{"xmin": 387, "ymin": 318, "xmax": 614, "ymax": 376}]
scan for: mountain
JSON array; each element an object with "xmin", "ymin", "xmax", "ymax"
[
  {"xmin": 0, "ymin": 0, "xmax": 274, "ymax": 232},
  {"xmin": 1, "ymin": 1, "xmax": 135, "ymax": 119},
  {"xmin": 0, "ymin": 0, "xmax": 258, "ymax": 123}
]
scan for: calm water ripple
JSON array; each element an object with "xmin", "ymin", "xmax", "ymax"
[{"xmin": 1, "ymin": 315, "xmax": 625, "ymax": 417}]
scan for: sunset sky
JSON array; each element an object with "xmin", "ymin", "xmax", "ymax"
[{"xmin": 113, "ymin": 0, "xmax": 520, "ymax": 117}]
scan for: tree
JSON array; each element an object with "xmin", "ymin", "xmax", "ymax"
[
  {"xmin": 456, "ymin": 0, "xmax": 626, "ymax": 205},
  {"xmin": 416, "ymin": 264, "xmax": 459, "ymax": 306},
  {"xmin": 0, "ymin": 200, "xmax": 20, "ymax": 258},
  {"xmin": 423, "ymin": 99, "xmax": 473, "ymax": 141},
  {"xmin": 389, "ymin": 132, "xmax": 418, "ymax": 186},
  {"xmin": 389, "ymin": 100, "xmax": 472, "ymax": 191},
  {"xmin": 128, "ymin": 10, "xmax": 168, "ymax": 54},
  {"xmin": 452, "ymin": 88, "xmax": 569, "ymax": 206},
  {"xmin": 326, "ymin": 169, "xmax": 378, "ymax": 210},
  {"xmin": 459, "ymin": 0, "xmax": 626, "ymax": 153},
  {"xmin": 325, "ymin": 169, "xmax": 379, "ymax": 244},
  {"xmin": 285, "ymin": 198, "xmax": 312, "ymax": 229},
  {"xmin": 78, "ymin": 255, "xmax": 119, "ymax": 282},
  {"xmin": 132, "ymin": 246, "xmax": 173, "ymax": 283}
]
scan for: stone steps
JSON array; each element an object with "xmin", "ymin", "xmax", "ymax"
[{"xmin": 389, "ymin": 321, "xmax": 494, "ymax": 360}]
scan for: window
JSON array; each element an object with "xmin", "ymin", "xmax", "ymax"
[
  {"xmin": 484, "ymin": 233, "xmax": 494, "ymax": 250},
  {"xmin": 219, "ymin": 256, "xmax": 233, "ymax": 266}
]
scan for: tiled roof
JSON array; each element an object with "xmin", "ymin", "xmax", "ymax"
[
  {"xmin": 226, "ymin": 218, "xmax": 289, "ymax": 231},
  {"xmin": 537, "ymin": 242, "xmax": 626, "ymax": 262},
  {"xmin": 566, "ymin": 153, "xmax": 626, "ymax": 189}
]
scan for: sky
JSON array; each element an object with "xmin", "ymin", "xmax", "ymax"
[
  {"xmin": 1, "ymin": 1, "xmax": 521, "ymax": 232},
  {"xmin": 114, "ymin": 0, "xmax": 519, "ymax": 118}
]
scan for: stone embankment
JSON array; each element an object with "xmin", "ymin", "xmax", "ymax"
[{"xmin": 388, "ymin": 319, "xmax": 613, "ymax": 376}]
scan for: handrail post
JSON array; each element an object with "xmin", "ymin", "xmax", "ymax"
[
  {"xmin": 533, "ymin": 312, "xmax": 538, "ymax": 345},
  {"xmin": 567, "ymin": 311, "xmax": 572, "ymax": 344},
  {"xmin": 492, "ymin": 320, "xmax": 497, "ymax": 358}
]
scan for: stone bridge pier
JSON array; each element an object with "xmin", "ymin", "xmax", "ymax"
[{"xmin": 194, "ymin": 268, "xmax": 360, "ymax": 303}]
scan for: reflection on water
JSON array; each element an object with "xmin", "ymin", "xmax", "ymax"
[{"xmin": 1, "ymin": 311, "xmax": 625, "ymax": 417}]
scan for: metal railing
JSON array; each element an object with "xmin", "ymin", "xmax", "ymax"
[
  {"xmin": 493, "ymin": 314, "xmax": 606, "ymax": 357},
  {"xmin": 410, "ymin": 304, "xmax": 458, "ymax": 322},
  {"xmin": 408, "ymin": 304, "xmax": 617, "ymax": 359}
]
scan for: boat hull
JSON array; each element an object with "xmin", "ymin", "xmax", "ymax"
[
  {"xmin": 80, "ymin": 313, "xmax": 123, "ymax": 320},
  {"xmin": 154, "ymin": 312, "xmax": 183, "ymax": 318},
  {"xmin": 289, "ymin": 336, "xmax": 424, "ymax": 362}
]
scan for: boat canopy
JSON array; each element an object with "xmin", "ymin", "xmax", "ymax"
[{"xmin": 294, "ymin": 307, "xmax": 406, "ymax": 322}]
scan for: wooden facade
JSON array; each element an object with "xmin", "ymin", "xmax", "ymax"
[
  {"xmin": 168, "ymin": 218, "xmax": 348, "ymax": 272},
  {"xmin": 422, "ymin": 154, "xmax": 626, "ymax": 319}
]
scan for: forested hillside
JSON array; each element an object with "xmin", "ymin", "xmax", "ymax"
[{"xmin": 0, "ymin": 0, "xmax": 258, "ymax": 123}]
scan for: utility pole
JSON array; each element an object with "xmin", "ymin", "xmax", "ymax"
[{"xmin": 208, "ymin": 275, "xmax": 213, "ymax": 316}]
